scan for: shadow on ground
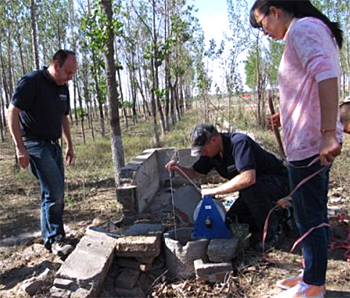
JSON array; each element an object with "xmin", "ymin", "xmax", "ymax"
[{"xmin": 0, "ymin": 260, "xmax": 60, "ymax": 291}]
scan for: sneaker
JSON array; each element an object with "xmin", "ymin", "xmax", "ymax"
[
  {"xmin": 271, "ymin": 281, "xmax": 325, "ymax": 298},
  {"xmin": 51, "ymin": 236, "xmax": 74, "ymax": 259},
  {"xmin": 276, "ymin": 270, "xmax": 303, "ymax": 290}
]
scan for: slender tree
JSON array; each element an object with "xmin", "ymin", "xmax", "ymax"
[
  {"xmin": 30, "ymin": 0, "xmax": 39, "ymax": 70},
  {"xmin": 100, "ymin": 0, "xmax": 125, "ymax": 185}
]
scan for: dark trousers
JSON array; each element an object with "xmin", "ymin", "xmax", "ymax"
[
  {"xmin": 226, "ymin": 172, "xmax": 290, "ymax": 240},
  {"xmin": 288, "ymin": 156, "xmax": 330, "ymax": 286}
]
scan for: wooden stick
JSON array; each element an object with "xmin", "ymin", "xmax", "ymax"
[{"xmin": 268, "ymin": 91, "xmax": 286, "ymax": 160}]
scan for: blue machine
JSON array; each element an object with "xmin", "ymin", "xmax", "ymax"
[{"xmin": 192, "ymin": 195, "xmax": 230, "ymax": 239}]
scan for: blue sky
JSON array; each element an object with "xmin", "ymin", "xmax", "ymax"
[
  {"xmin": 193, "ymin": 0, "xmax": 256, "ymax": 91},
  {"xmin": 194, "ymin": 0, "xmax": 230, "ymax": 43}
]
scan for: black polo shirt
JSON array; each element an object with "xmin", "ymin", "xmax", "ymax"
[
  {"xmin": 11, "ymin": 67, "xmax": 70, "ymax": 141},
  {"xmin": 193, "ymin": 133, "xmax": 286, "ymax": 179}
]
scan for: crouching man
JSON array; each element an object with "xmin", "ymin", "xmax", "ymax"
[{"xmin": 165, "ymin": 123, "xmax": 291, "ymax": 249}]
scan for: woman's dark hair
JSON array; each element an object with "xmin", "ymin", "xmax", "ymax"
[
  {"xmin": 52, "ymin": 49, "xmax": 76, "ymax": 67},
  {"xmin": 250, "ymin": 0, "xmax": 343, "ymax": 49}
]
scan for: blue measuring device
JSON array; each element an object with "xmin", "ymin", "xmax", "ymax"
[{"xmin": 192, "ymin": 195, "xmax": 230, "ymax": 239}]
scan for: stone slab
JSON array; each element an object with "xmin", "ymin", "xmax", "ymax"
[{"xmin": 56, "ymin": 230, "xmax": 117, "ymax": 294}]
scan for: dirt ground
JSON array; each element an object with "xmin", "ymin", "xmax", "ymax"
[{"xmin": 1, "ymin": 133, "xmax": 350, "ymax": 297}]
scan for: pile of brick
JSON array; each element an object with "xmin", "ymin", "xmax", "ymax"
[{"xmin": 48, "ymin": 220, "xmax": 243, "ymax": 298}]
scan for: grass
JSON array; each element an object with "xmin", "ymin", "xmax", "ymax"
[{"xmin": 3, "ymin": 97, "xmax": 349, "ymax": 198}]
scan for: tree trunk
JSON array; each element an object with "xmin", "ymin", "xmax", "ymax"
[
  {"xmin": 163, "ymin": 0, "xmax": 170, "ymax": 132},
  {"xmin": 0, "ymin": 72, "xmax": 7, "ymax": 132},
  {"xmin": 137, "ymin": 64, "xmax": 151, "ymax": 119},
  {"xmin": 100, "ymin": 0, "xmax": 125, "ymax": 187},
  {"xmin": 91, "ymin": 51, "xmax": 105, "ymax": 137},
  {"xmin": 0, "ymin": 92, "xmax": 4, "ymax": 142},
  {"xmin": 151, "ymin": 0, "xmax": 165, "ymax": 138},
  {"xmin": 6, "ymin": 31, "xmax": 14, "ymax": 100},
  {"xmin": 30, "ymin": 0, "xmax": 40, "ymax": 70},
  {"xmin": 15, "ymin": 17, "xmax": 26, "ymax": 76},
  {"xmin": 76, "ymin": 80, "xmax": 86, "ymax": 145},
  {"xmin": 116, "ymin": 65, "xmax": 128, "ymax": 128},
  {"xmin": 0, "ymin": 42, "xmax": 10, "ymax": 108},
  {"xmin": 150, "ymin": 57, "xmax": 160, "ymax": 145}
]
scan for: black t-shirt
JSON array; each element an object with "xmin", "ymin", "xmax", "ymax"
[
  {"xmin": 193, "ymin": 133, "xmax": 286, "ymax": 179},
  {"xmin": 11, "ymin": 67, "xmax": 70, "ymax": 141}
]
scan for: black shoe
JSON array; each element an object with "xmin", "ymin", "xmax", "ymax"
[{"xmin": 51, "ymin": 236, "xmax": 74, "ymax": 259}]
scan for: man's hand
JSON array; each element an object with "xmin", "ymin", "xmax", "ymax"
[
  {"xmin": 319, "ymin": 133, "xmax": 341, "ymax": 166},
  {"xmin": 165, "ymin": 159, "xmax": 178, "ymax": 172},
  {"xmin": 65, "ymin": 147, "xmax": 75, "ymax": 166},
  {"xmin": 16, "ymin": 146, "xmax": 30, "ymax": 169}
]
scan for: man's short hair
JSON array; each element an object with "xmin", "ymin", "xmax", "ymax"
[
  {"xmin": 52, "ymin": 49, "xmax": 76, "ymax": 67},
  {"xmin": 190, "ymin": 123, "xmax": 218, "ymax": 156}
]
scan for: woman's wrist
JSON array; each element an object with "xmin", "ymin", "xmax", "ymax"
[{"xmin": 320, "ymin": 128, "xmax": 336, "ymax": 134}]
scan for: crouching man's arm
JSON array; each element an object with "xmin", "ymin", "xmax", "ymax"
[{"xmin": 201, "ymin": 169, "xmax": 256, "ymax": 196}]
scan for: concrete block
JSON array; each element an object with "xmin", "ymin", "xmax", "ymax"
[
  {"xmin": 194, "ymin": 259, "xmax": 232, "ymax": 283},
  {"xmin": 53, "ymin": 278, "xmax": 77, "ymax": 290},
  {"xmin": 115, "ymin": 235, "xmax": 161, "ymax": 258},
  {"xmin": 164, "ymin": 228, "xmax": 209, "ymax": 279},
  {"xmin": 134, "ymin": 150, "xmax": 160, "ymax": 213},
  {"xmin": 116, "ymin": 185, "xmax": 138, "ymax": 214},
  {"xmin": 56, "ymin": 231, "xmax": 117, "ymax": 295},
  {"xmin": 116, "ymin": 268, "xmax": 140, "ymax": 289},
  {"xmin": 114, "ymin": 285, "xmax": 145, "ymax": 298},
  {"xmin": 207, "ymin": 237, "xmax": 240, "ymax": 262},
  {"xmin": 50, "ymin": 286, "xmax": 72, "ymax": 298}
]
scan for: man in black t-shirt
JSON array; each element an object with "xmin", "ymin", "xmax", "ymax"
[
  {"xmin": 165, "ymin": 123, "xmax": 290, "ymax": 247},
  {"xmin": 8, "ymin": 50, "xmax": 77, "ymax": 259}
]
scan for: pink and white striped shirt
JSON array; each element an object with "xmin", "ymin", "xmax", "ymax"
[{"xmin": 279, "ymin": 17, "xmax": 343, "ymax": 161}]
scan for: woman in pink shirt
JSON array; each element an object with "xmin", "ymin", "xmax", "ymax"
[{"xmin": 250, "ymin": 1, "xmax": 343, "ymax": 298}]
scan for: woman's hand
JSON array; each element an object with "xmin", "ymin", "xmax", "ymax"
[
  {"xmin": 319, "ymin": 133, "xmax": 341, "ymax": 166},
  {"xmin": 268, "ymin": 113, "xmax": 281, "ymax": 130}
]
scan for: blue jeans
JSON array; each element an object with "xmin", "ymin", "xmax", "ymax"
[
  {"xmin": 25, "ymin": 140, "xmax": 65, "ymax": 250},
  {"xmin": 288, "ymin": 156, "xmax": 330, "ymax": 286}
]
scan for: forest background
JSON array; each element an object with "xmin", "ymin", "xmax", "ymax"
[
  {"xmin": 0, "ymin": 1, "xmax": 350, "ymax": 297},
  {"xmin": 0, "ymin": 0, "xmax": 350, "ymax": 178}
]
